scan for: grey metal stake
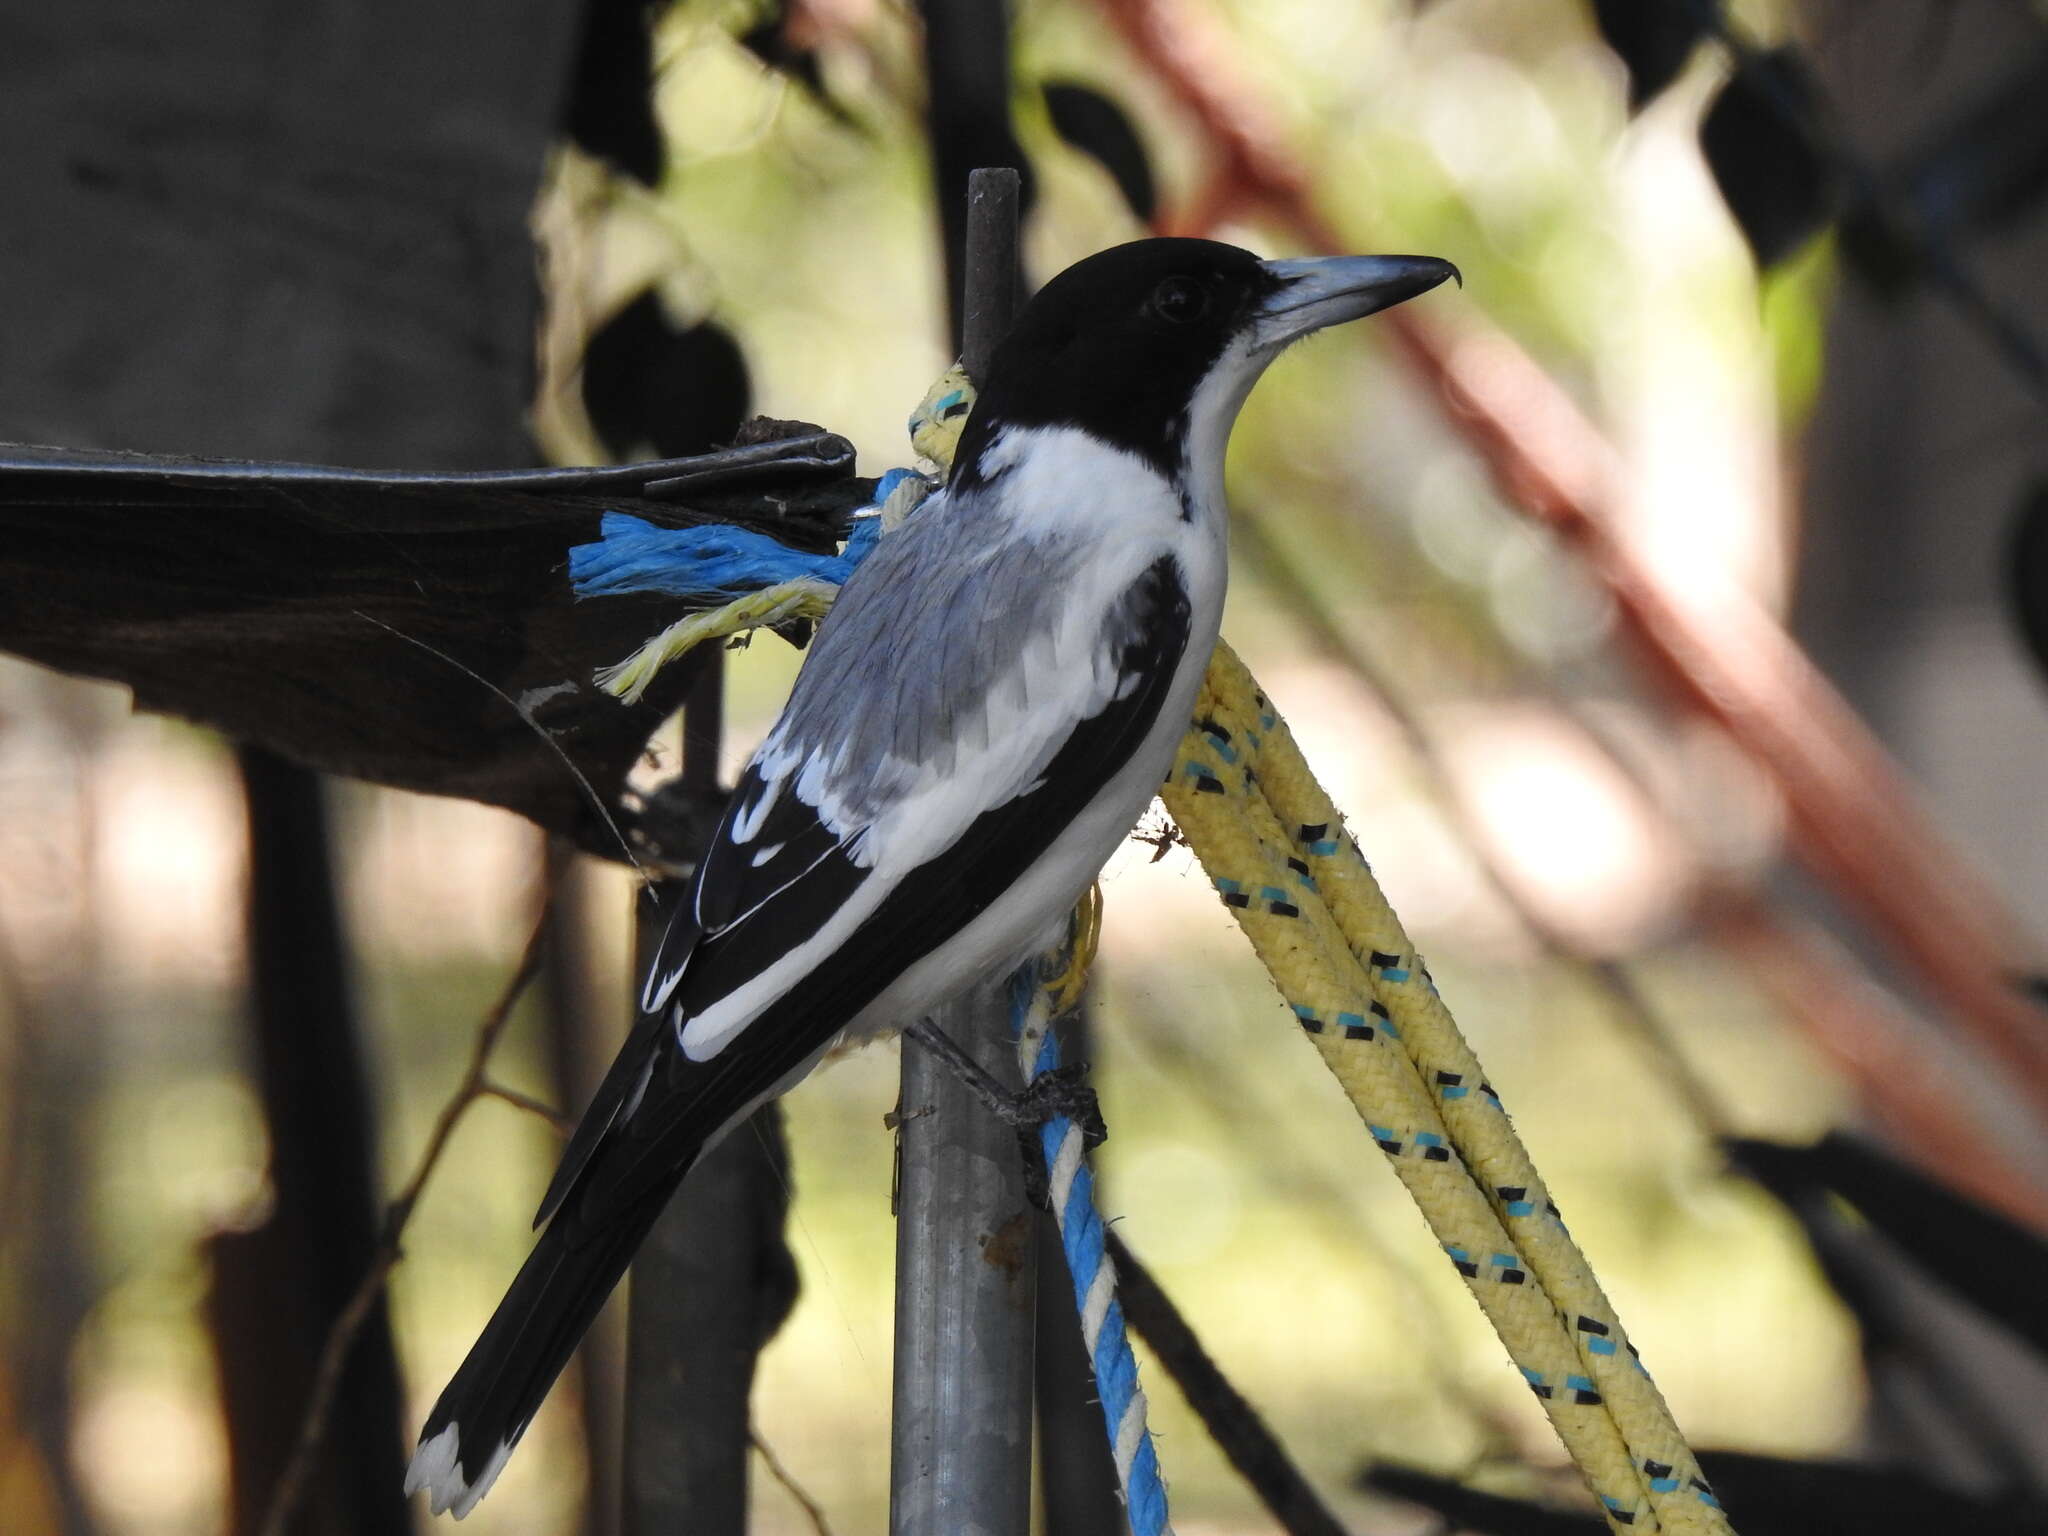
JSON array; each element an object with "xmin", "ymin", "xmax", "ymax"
[{"xmin": 888, "ymin": 166, "xmax": 1036, "ymax": 1536}]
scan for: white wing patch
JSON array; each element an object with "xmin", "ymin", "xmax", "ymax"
[
  {"xmin": 676, "ymin": 873, "xmax": 893, "ymax": 1060},
  {"xmin": 640, "ymin": 956, "xmax": 688, "ymax": 1016},
  {"xmin": 728, "ymin": 772, "xmax": 780, "ymax": 844}
]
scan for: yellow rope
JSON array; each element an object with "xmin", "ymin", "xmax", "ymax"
[
  {"xmin": 908, "ymin": 364, "xmax": 975, "ymax": 469},
  {"xmin": 596, "ymin": 579, "xmax": 840, "ymax": 703},
  {"xmin": 1204, "ymin": 648, "xmax": 1728, "ymax": 1526},
  {"xmin": 1161, "ymin": 648, "xmax": 1730, "ymax": 1534},
  {"xmin": 1046, "ymin": 879, "xmax": 1103, "ymax": 1016}
]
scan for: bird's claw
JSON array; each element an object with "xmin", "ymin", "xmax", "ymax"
[
  {"xmin": 1015, "ymin": 1065, "xmax": 1110, "ymax": 1211},
  {"xmin": 1011, "ymin": 1062, "xmax": 1108, "ymax": 1147}
]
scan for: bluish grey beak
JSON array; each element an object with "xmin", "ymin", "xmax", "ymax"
[{"xmin": 1250, "ymin": 254, "xmax": 1460, "ymax": 349}]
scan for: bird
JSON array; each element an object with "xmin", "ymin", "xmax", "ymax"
[{"xmin": 405, "ymin": 236, "xmax": 1457, "ymax": 1517}]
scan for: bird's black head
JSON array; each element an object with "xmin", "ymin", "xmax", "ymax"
[{"xmin": 956, "ymin": 237, "xmax": 1456, "ymax": 485}]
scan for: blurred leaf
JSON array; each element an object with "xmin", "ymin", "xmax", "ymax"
[
  {"xmin": 1893, "ymin": 45, "xmax": 2048, "ymax": 237},
  {"xmin": 1729, "ymin": 1134, "xmax": 2048, "ymax": 1355},
  {"xmin": 582, "ymin": 291, "xmax": 752, "ymax": 462},
  {"xmin": 1843, "ymin": 50, "xmax": 2048, "ymax": 299},
  {"xmin": 1701, "ymin": 48, "xmax": 1840, "ymax": 268},
  {"xmin": 1692, "ymin": 1453, "xmax": 2048, "ymax": 1535},
  {"xmin": 564, "ymin": 0, "xmax": 665, "ymax": 186},
  {"xmin": 1588, "ymin": 0, "xmax": 1714, "ymax": 111},
  {"xmin": 2005, "ymin": 477, "xmax": 2048, "ymax": 690},
  {"xmin": 1368, "ymin": 1454, "xmax": 2048, "ymax": 1534},
  {"xmin": 1720, "ymin": 1143, "xmax": 1912, "ymax": 1358},
  {"xmin": 1043, "ymin": 81, "xmax": 1157, "ymax": 222},
  {"xmin": 1836, "ymin": 203, "xmax": 1920, "ymax": 300},
  {"xmin": 738, "ymin": 6, "xmax": 852, "ymax": 124}
]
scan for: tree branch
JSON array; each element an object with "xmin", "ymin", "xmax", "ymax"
[{"xmin": 256, "ymin": 913, "xmax": 550, "ymax": 1536}]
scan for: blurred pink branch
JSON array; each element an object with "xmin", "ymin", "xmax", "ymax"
[
  {"xmin": 1707, "ymin": 896, "xmax": 2048, "ymax": 1231},
  {"xmin": 1098, "ymin": 0, "xmax": 2048, "ymax": 1126}
]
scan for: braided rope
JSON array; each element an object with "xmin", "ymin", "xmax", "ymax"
[
  {"xmin": 1162, "ymin": 668, "xmax": 1653, "ymax": 1530},
  {"xmin": 1160, "ymin": 650, "xmax": 1729, "ymax": 1534},
  {"xmin": 596, "ymin": 578, "xmax": 839, "ymax": 701},
  {"xmin": 1012, "ymin": 904, "xmax": 1174, "ymax": 1536},
  {"xmin": 1206, "ymin": 645, "xmax": 1726, "ymax": 1525}
]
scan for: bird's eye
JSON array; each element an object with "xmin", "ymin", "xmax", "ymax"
[{"xmin": 1150, "ymin": 276, "xmax": 1210, "ymax": 325}]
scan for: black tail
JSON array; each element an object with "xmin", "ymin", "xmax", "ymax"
[{"xmin": 403, "ymin": 1179, "xmax": 680, "ymax": 1518}]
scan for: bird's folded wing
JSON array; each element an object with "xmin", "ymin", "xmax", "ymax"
[{"xmin": 539, "ymin": 554, "xmax": 1193, "ymax": 1231}]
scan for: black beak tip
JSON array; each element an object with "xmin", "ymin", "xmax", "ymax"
[
  {"xmin": 1403, "ymin": 255, "xmax": 1462, "ymax": 295},
  {"xmin": 1353, "ymin": 256, "xmax": 1460, "ymax": 319}
]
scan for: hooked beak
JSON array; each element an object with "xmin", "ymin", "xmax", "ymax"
[{"xmin": 1249, "ymin": 254, "xmax": 1460, "ymax": 351}]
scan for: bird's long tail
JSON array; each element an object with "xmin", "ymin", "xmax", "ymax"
[{"xmin": 404, "ymin": 1179, "xmax": 680, "ymax": 1519}]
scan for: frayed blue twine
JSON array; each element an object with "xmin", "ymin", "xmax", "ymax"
[{"xmin": 568, "ymin": 467, "xmax": 919, "ymax": 602}]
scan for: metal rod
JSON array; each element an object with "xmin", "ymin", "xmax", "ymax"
[
  {"xmin": 921, "ymin": 2, "xmax": 1025, "ymax": 352},
  {"xmin": 960, "ymin": 168, "xmax": 1023, "ymax": 385},
  {"xmin": 889, "ymin": 165, "xmax": 1034, "ymax": 1536},
  {"xmin": 889, "ymin": 978, "xmax": 1038, "ymax": 1536},
  {"xmin": 622, "ymin": 1093, "xmax": 791, "ymax": 1536}
]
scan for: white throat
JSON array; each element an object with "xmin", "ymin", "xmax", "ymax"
[{"xmin": 1179, "ymin": 330, "xmax": 1273, "ymax": 527}]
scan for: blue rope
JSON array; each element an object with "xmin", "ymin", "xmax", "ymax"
[
  {"xmin": 567, "ymin": 467, "xmax": 916, "ymax": 602},
  {"xmin": 1010, "ymin": 969, "xmax": 1174, "ymax": 1536}
]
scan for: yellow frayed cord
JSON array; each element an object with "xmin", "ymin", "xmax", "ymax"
[
  {"xmin": 596, "ymin": 578, "xmax": 842, "ymax": 703},
  {"xmin": 1045, "ymin": 880, "xmax": 1103, "ymax": 1016},
  {"xmin": 908, "ymin": 364, "xmax": 974, "ymax": 470}
]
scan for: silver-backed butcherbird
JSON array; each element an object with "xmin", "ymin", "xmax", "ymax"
[{"xmin": 406, "ymin": 236, "xmax": 1456, "ymax": 1517}]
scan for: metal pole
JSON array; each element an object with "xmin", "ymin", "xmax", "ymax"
[
  {"xmin": 919, "ymin": 0, "xmax": 1026, "ymax": 349},
  {"xmin": 959, "ymin": 168, "xmax": 1024, "ymax": 382},
  {"xmin": 889, "ymin": 976, "xmax": 1038, "ymax": 1536},
  {"xmin": 889, "ymin": 166, "xmax": 1035, "ymax": 1536}
]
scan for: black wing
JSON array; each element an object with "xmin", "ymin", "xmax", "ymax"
[{"xmin": 533, "ymin": 769, "xmax": 871, "ymax": 1227}]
